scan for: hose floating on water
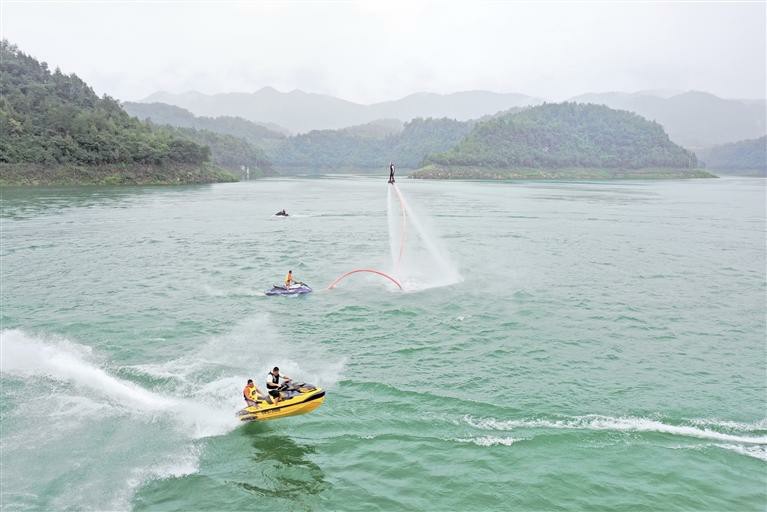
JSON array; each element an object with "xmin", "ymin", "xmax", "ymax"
[{"xmin": 327, "ymin": 269, "xmax": 403, "ymax": 290}]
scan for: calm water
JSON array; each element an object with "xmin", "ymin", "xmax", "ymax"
[{"xmin": 1, "ymin": 176, "xmax": 765, "ymax": 511}]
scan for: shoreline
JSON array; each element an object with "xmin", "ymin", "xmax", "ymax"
[
  {"xmin": 0, "ymin": 163, "xmax": 238, "ymax": 187},
  {"xmin": 410, "ymin": 165, "xmax": 717, "ymax": 180}
]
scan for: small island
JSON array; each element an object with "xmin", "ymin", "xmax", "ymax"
[
  {"xmin": 412, "ymin": 103, "xmax": 715, "ymax": 180},
  {"xmin": 0, "ymin": 41, "xmax": 237, "ymax": 186}
]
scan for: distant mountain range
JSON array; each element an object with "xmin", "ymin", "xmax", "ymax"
[
  {"xmin": 138, "ymin": 88, "xmax": 765, "ymax": 149},
  {"xmin": 140, "ymin": 88, "xmax": 542, "ymax": 134}
]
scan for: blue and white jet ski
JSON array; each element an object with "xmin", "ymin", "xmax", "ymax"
[{"xmin": 265, "ymin": 283, "xmax": 313, "ymax": 296}]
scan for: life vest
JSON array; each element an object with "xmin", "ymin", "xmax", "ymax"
[
  {"xmin": 267, "ymin": 372, "xmax": 280, "ymax": 389},
  {"xmin": 243, "ymin": 384, "xmax": 255, "ymax": 400}
]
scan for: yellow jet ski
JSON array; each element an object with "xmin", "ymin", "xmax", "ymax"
[{"xmin": 237, "ymin": 382, "xmax": 325, "ymax": 422}]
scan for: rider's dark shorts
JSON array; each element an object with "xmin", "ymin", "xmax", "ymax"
[{"xmin": 268, "ymin": 388, "xmax": 280, "ymax": 398}]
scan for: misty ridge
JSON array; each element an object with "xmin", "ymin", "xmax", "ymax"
[
  {"xmin": 3, "ymin": 37, "xmax": 765, "ymax": 186},
  {"xmin": 124, "ymin": 86, "xmax": 766, "ymax": 177},
  {"xmin": 136, "ymin": 87, "xmax": 766, "ymax": 149}
]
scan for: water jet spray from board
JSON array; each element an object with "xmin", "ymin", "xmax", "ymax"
[{"xmin": 328, "ymin": 183, "xmax": 460, "ymax": 292}]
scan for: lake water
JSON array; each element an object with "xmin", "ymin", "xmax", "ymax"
[{"xmin": 1, "ymin": 176, "xmax": 765, "ymax": 511}]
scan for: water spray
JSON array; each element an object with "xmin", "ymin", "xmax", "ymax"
[
  {"xmin": 328, "ymin": 181, "xmax": 459, "ymax": 292},
  {"xmin": 393, "ymin": 184, "xmax": 407, "ymax": 269}
]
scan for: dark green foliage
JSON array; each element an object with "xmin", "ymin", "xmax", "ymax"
[
  {"xmin": 391, "ymin": 118, "xmax": 473, "ymax": 167},
  {"xmin": 425, "ymin": 103, "xmax": 698, "ymax": 170},
  {"xmin": 0, "ymin": 41, "xmax": 212, "ymax": 171},
  {"xmin": 0, "ymin": 162, "xmax": 237, "ymax": 186},
  {"xmin": 697, "ymin": 136, "xmax": 766, "ymax": 173},
  {"xmin": 157, "ymin": 125, "xmax": 274, "ymax": 176},
  {"xmin": 271, "ymin": 117, "xmax": 473, "ymax": 171}
]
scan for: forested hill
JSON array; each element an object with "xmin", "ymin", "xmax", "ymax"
[
  {"xmin": 270, "ymin": 117, "xmax": 473, "ymax": 171},
  {"xmin": 122, "ymin": 103, "xmax": 276, "ymax": 177},
  {"xmin": 415, "ymin": 103, "xmax": 710, "ymax": 179},
  {"xmin": 697, "ymin": 136, "xmax": 767, "ymax": 175},
  {"xmin": 123, "ymin": 99, "xmax": 470, "ymax": 174},
  {"xmin": 158, "ymin": 125, "xmax": 275, "ymax": 178},
  {"xmin": 0, "ymin": 41, "xmax": 234, "ymax": 185}
]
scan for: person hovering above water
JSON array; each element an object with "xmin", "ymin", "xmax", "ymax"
[
  {"xmin": 266, "ymin": 366, "xmax": 291, "ymax": 403},
  {"xmin": 388, "ymin": 162, "xmax": 396, "ymax": 184}
]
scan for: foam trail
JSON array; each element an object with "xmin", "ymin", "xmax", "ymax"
[
  {"xmin": 715, "ymin": 444, "xmax": 767, "ymax": 461},
  {"xmin": 1, "ymin": 330, "xmax": 237, "ymax": 438},
  {"xmin": 1, "ymin": 322, "xmax": 345, "ymax": 511},
  {"xmin": 464, "ymin": 415, "xmax": 767, "ymax": 445},
  {"xmin": 453, "ymin": 436, "xmax": 518, "ymax": 447},
  {"xmin": 1, "ymin": 330, "xmax": 173, "ymax": 411}
]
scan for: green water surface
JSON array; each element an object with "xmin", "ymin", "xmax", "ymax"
[{"xmin": 1, "ymin": 177, "xmax": 765, "ymax": 511}]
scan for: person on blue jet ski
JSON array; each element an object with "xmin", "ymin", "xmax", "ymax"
[
  {"xmin": 267, "ymin": 367, "xmax": 292, "ymax": 403},
  {"xmin": 284, "ymin": 270, "xmax": 296, "ymax": 288}
]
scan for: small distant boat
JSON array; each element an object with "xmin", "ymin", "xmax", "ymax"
[
  {"xmin": 275, "ymin": 210, "xmax": 289, "ymax": 217},
  {"xmin": 265, "ymin": 283, "xmax": 312, "ymax": 296}
]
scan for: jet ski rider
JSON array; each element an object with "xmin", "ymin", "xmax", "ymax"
[
  {"xmin": 267, "ymin": 367, "xmax": 291, "ymax": 403},
  {"xmin": 284, "ymin": 270, "xmax": 295, "ymax": 288},
  {"xmin": 388, "ymin": 162, "xmax": 395, "ymax": 184}
]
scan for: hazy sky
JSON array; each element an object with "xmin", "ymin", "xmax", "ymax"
[{"xmin": 2, "ymin": 1, "xmax": 765, "ymax": 103}]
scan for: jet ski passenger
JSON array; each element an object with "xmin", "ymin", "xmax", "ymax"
[
  {"xmin": 388, "ymin": 162, "xmax": 395, "ymax": 184},
  {"xmin": 267, "ymin": 367, "xmax": 291, "ymax": 403},
  {"xmin": 285, "ymin": 270, "xmax": 295, "ymax": 288},
  {"xmin": 242, "ymin": 379, "xmax": 266, "ymax": 407}
]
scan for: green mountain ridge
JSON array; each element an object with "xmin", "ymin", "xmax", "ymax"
[
  {"xmin": 269, "ymin": 117, "xmax": 473, "ymax": 172},
  {"xmin": 140, "ymin": 88, "xmax": 765, "ymax": 149},
  {"xmin": 126, "ymin": 101, "xmax": 472, "ymax": 173},
  {"xmin": 140, "ymin": 89, "xmax": 542, "ymax": 134},
  {"xmin": 0, "ymin": 41, "xmax": 235, "ymax": 186},
  {"xmin": 414, "ymin": 103, "xmax": 710, "ymax": 180}
]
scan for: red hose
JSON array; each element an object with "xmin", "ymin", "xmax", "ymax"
[{"xmin": 327, "ymin": 269, "xmax": 403, "ymax": 290}]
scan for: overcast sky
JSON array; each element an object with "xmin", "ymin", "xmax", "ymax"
[{"xmin": 1, "ymin": 1, "xmax": 765, "ymax": 103}]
